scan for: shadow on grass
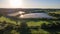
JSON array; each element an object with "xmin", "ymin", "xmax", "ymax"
[
  {"xmin": 41, "ymin": 22, "xmax": 60, "ymax": 34},
  {"xmin": 0, "ymin": 22, "xmax": 13, "ymax": 34},
  {"xmin": 17, "ymin": 21, "xmax": 31, "ymax": 34}
]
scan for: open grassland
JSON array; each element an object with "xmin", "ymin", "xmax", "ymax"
[
  {"xmin": 0, "ymin": 15, "xmax": 60, "ymax": 34},
  {"xmin": 0, "ymin": 10, "xmax": 60, "ymax": 34}
]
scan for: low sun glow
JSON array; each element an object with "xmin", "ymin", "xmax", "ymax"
[
  {"xmin": 18, "ymin": 11, "xmax": 25, "ymax": 17},
  {"xmin": 9, "ymin": 0, "xmax": 23, "ymax": 8},
  {"xmin": 19, "ymin": 11, "xmax": 25, "ymax": 14},
  {"xmin": 20, "ymin": 15, "xmax": 24, "ymax": 17}
]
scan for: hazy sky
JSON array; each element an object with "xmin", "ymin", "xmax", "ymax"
[{"xmin": 0, "ymin": 0, "xmax": 60, "ymax": 8}]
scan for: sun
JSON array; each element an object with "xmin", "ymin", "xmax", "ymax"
[{"xmin": 9, "ymin": 0, "xmax": 23, "ymax": 8}]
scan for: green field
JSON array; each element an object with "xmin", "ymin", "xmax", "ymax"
[{"xmin": 0, "ymin": 10, "xmax": 60, "ymax": 34}]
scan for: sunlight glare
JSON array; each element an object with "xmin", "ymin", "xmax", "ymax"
[
  {"xmin": 20, "ymin": 15, "xmax": 24, "ymax": 17},
  {"xmin": 19, "ymin": 11, "xmax": 25, "ymax": 14},
  {"xmin": 9, "ymin": 0, "xmax": 23, "ymax": 8}
]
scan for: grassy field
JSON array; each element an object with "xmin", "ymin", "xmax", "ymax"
[
  {"xmin": 0, "ymin": 16, "xmax": 60, "ymax": 34},
  {"xmin": 0, "ymin": 10, "xmax": 60, "ymax": 34}
]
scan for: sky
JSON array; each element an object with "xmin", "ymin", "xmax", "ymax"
[{"xmin": 0, "ymin": 0, "xmax": 60, "ymax": 8}]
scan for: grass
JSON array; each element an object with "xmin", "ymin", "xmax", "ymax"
[
  {"xmin": 11, "ymin": 30, "xmax": 20, "ymax": 34},
  {"xmin": 49, "ymin": 11, "xmax": 60, "ymax": 14},
  {"xmin": 31, "ymin": 29, "xmax": 50, "ymax": 34},
  {"xmin": 0, "ymin": 16, "xmax": 21, "ymax": 25},
  {"xmin": 27, "ymin": 21, "xmax": 50, "ymax": 27},
  {"xmin": 0, "ymin": 13, "xmax": 60, "ymax": 34}
]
